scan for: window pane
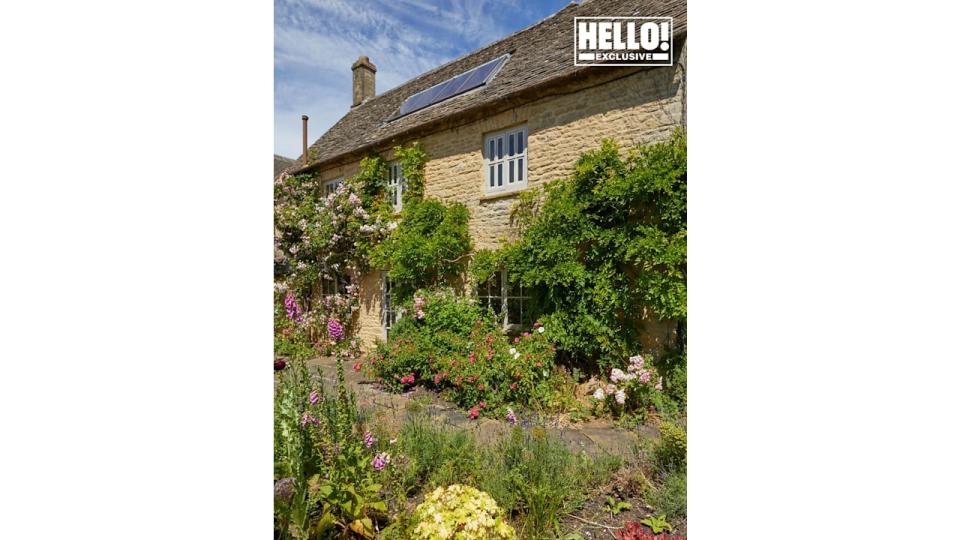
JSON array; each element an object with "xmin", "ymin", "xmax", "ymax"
[
  {"xmin": 517, "ymin": 131, "xmax": 524, "ymax": 154},
  {"xmin": 489, "ymin": 139, "xmax": 495, "ymax": 161},
  {"xmin": 490, "ymin": 297, "xmax": 502, "ymax": 315},
  {"xmin": 509, "ymin": 160, "xmax": 514, "ymax": 183},
  {"xmin": 518, "ymin": 158, "xmax": 524, "ymax": 181},
  {"xmin": 489, "ymin": 165, "xmax": 494, "ymax": 187},
  {"xmin": 498, "ymin": 163, "xmax": 502, "ymax": 186},
  {"xmin": 497, "ymin": 137, "xmax": 503, "ymax": 160},
  {"xmin": 507, "ymin": 297, "xmax": 522, "ymax": 326},
  {"xmin": 509, "ymin": 133, "xmax": 514, "ymax": 156}
]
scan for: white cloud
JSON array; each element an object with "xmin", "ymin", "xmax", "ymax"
[{"xmin": 274, "ymin": 0, "xmax": 565, "ymax": 157}]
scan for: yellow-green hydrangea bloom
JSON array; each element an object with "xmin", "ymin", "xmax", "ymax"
[{"xmin": 410, "ymin": 485, "xmax": 517, "ymax": 540}]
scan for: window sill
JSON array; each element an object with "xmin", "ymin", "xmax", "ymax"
[{"xmin": 480, "ymin": 187, "xmax": 528, "ymax": 202}]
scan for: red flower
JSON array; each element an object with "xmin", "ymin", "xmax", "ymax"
[
  {"xmin": 469, "ymin": 407, "xmax": 479, "ymax": 420},
  {"xmin": 274, "ymin": 359, "xmax": 287, "ymax": 371},
  {"xmin": 477, "ymin": 383, "xmax": 485, "ymax": 391},
  {"xmin": 478, "ymin": 401, "xmax": 487, "ymax": 409},
  {"xmin": 510, "ymin": 383, "xmax": 518, "ymax": 391},
  {"xmin": 534, "ymin": 361, "xmax": 543, "ymax": 368},
  {"xmin": 433, "ymin": 374, "xmax": 441, "ymax": 385},
  {"xmin": 352, "ymin": 362, "xmax": 361, "ymax": 372}
]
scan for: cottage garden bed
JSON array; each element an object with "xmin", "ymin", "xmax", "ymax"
[{"xmin": 275, "ymin": 133, "xmax": 687, "ymax": 539}]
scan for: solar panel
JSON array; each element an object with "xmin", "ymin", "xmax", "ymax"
[{"xmin": 396, "ymin": 54, "xmax": 510, "ymax": 118}]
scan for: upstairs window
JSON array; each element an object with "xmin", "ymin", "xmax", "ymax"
[
  {"xmin": 323, "ymin": 177, "xmax": 343, "ymax": 196},
  {"xmin": 387, "ymin": 162, "xmax": 406, "ymax": 212},
  {"xmin": 484, "ymin": 125, "xmax": 527, "ymax": 195},
  {"xmin": 476, "ymin": 269, "xmax": 531, "ymax": 330}
]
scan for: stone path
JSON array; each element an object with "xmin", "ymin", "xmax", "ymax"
[{"xmin": 307, "ymin": 356, "xmax": 656, "ymax": 461}]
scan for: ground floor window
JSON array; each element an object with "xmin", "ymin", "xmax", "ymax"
[
  {"xmin": 476, "ymin": 269, "xmax": 531, "ymax": 330},
  {"xmin": 381, "ymin": 273, "xmax": 399, "ymax": 339},
  {"xmin": 319, "ymin": 270, "xmax": 350, "ymax": 299}
]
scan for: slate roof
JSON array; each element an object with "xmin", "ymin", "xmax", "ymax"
[
  {"xmin": 274, "ymin": 154, "xmax": 299, "ymax": 177},
  {"xmin": 297, "ymin": 0, "xmax": 686, "ymax": 173}
]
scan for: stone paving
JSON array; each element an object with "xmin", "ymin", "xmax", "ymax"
[{"xmin": 307, "ymin": 355, "xmax": 656, "ymax": 461}]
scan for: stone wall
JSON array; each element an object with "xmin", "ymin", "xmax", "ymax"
[{"xmin": 325, "ymin": 43, "xmax": 686, "ymax": 352}]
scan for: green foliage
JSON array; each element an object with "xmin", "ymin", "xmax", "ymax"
[
  {"xmin": 638, "ymin": 514, "xmax": 672, "ymax": 534},
  {"xmin": 274, "ymin": 356, "xmax": 387, "ymax": 539},
  {"xmin": 410, "ymin": 485, "xmax": 517, "ymax": 539},
  {"xmin": 604, "ymin": 496, "xmax": 632, "ymax": 516},
  {"xmin": 381, "ymin": 415, "xmax": 619, "ymax": 539},
  {"xmin": 501, "ymin": 130, "xmax": 687, "ymax": 369},
  {"xmin": 371, "ymin": 199, "xmax": 472, "ymax": 303},
  {"xmin": 651, "ymin": 471, "xmax": 686, "ymax": 522},
  {"xmin": 468, "ymin": 248, "xmax": 503, "ymax": 286},
  {"xmin": 654, "ymin": 420, "xmax": 687, "ymax": 471},
  {"xmin": 369, "ymin": 290, "xmax": 563, "ymax": 413},
  {"xmin": 395, "ymin": 142, "xmax": 427, "ymax": 200},
  {"xmin": 480, "ymin": 427, "xmax": 619, "ymax": 538}
]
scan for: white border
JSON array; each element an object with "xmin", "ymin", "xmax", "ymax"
[{"xmin": 573, "ymin": 16, "xmax": 674, "ymax": 67}]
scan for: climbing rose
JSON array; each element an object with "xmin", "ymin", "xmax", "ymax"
[
  {"xmin": 327, "ymin": 318, "xmax": 344, "ymax": 341},
  {"xmin": 274, "ymin": 359, "xmax": 287, "ymax": 371},
  {"xmin": 400, "ymin": 373, "xmax": 415, "ymax": 385},
  {"xmin": 537, "ymin": 326, "xmax": 545, "ymax": 334},
  {"xmin": 468, "ymin": 407, "xmax": 479, "ymax": 420},
  {"xmin": 353, "ymin": 362, "xmax": 361, "ymax": 372}
]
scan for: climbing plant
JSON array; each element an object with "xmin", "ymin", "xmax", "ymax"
[
  {"xmin": 499, "ymin": 129, "xmax": 687, "ymax": 369},
  {"xmin": 369, "ymin": 197, "xmax": 472, "ymax": 303}
]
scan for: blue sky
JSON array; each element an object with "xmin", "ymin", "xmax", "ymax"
[{"xmin": 274, "ymin": 0, "xmax": 570, "ymax": 158}]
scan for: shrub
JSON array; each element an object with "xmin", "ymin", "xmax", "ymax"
[
  {"xmin": 654, "ymin": 420, "xmax": 686, "ymax": 471},
  {"xmin": 369, "ymin": 289, "xmax": 560, "ymax": 414},
  {"xmin": 410, "ymin": 485, "xmax": 517, "ymax": 540}
]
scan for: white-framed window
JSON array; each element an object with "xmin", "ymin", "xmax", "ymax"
[
  {"xmin": 387, "ymin": 161, "xmax": 406, "ymax": 212},
  {"xmin": 381, "ymin": 272, "xmax": 400, "ymax": 340},
  {"xmin": 320, "ymin": 270, "xmax": 350, "ymax": 299},
  {"xmin": 323, "ymin": 177, "xmax": 343, "ymax": 196},
  {"xmin": 483, "ymin": 125, "xmax": 527, "ymax": 195},
  {"xmin": 476, "ymin": 269, "xmax": 531, "ymax": 330}
]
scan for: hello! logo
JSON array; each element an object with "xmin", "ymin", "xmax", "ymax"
[{"xmin": 575, "ymin": 17, "xmax": 673, "ymax": 66}]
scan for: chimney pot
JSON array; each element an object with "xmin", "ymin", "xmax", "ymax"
[{"xmin": 351, "ymin": 55, "xmax": 377, "ymax": 107}]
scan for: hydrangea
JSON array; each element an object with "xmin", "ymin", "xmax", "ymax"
[
  {"xmin": 410, "ymin": 485, "xmax": 517, "ymax": 540},
  {"xmin": 593, "ymin": 388, "xmax": 606, "ymax": 400},
  {"xmin": 614, "ymin": 389, "xmax": 627, "ymax": 405}
]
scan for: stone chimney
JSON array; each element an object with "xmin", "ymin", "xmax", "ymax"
[{"xmin": 351, "ymin": 56, "xmax": 376, "ymax": 107}]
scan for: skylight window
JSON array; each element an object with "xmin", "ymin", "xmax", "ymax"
[{"xmin": 396, "ymin": 54, "xmax": 510, "ymax": 118}]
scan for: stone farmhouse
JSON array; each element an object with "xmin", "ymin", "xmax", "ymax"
[{"xmin": 288, "ymin": 0, "xmax": 687, "ymax": 351}]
